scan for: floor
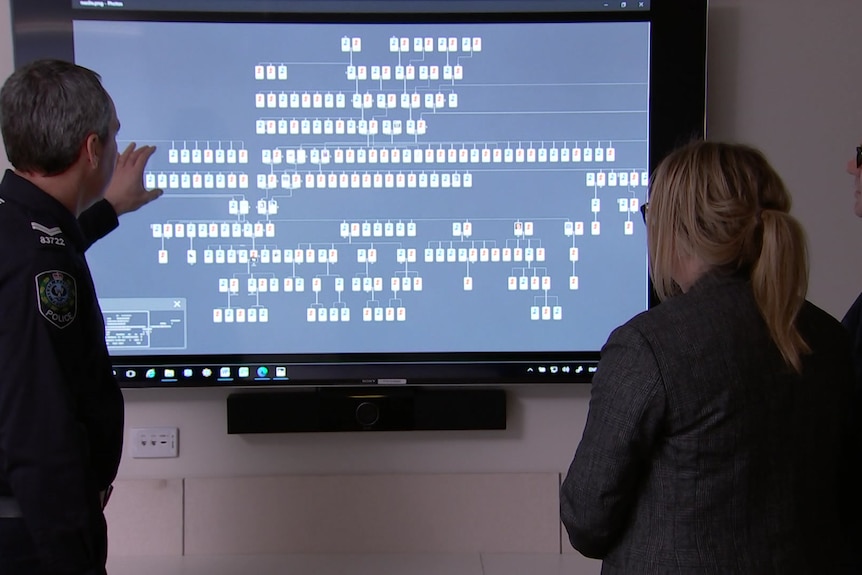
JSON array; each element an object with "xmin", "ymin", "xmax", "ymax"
[{"xmin": 107, "ymin": 553, "xmax": 598, "ymax": 575}]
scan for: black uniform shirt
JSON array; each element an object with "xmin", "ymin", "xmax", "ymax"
[{"xmin": 0, "ymin": 170, "xmax": 123, "ymax": 573}]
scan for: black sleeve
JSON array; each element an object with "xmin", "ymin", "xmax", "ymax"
[
  {"xmin": 76, "ymin": 199, "xmax": 118, "ymax": 251},
  {"xmin": 0, "ymin": 253, "xmax": 103, "ymax": 574},
  {"xmin": 840, "ymin": 295, "xmax": 862, "ymax": 570}
]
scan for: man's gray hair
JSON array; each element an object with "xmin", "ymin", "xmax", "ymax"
[{"xmin": 0, "ymin": 59, "xmax": 112, "ymax": 175}]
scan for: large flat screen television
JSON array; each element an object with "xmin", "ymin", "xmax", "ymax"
[{"xmin": 8, "ymin": 0, "xmax": 707, "ymax": 389}]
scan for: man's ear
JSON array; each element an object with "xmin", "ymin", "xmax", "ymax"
[{"xmin": 83, "ymin": 132, "xmax": 101, "ymax": 169}]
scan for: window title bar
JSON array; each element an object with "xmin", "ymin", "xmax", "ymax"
[{"xmin": 74, "ymin": 0, "xmax": 650, "ymax": 15}]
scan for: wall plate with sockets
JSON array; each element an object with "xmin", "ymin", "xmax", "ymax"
[{"xmin": 130, "ymin": 427, "xmax": 179, "ymax": 458}]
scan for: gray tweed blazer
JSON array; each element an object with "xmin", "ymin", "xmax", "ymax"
[{"xmin": 561, "ymin": 272, "xmax": 855, "ymax": 575}]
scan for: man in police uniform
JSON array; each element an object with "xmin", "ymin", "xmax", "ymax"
[{"xmin": 0, "ymin": 60, "xmax": 162, "ymax": 574}]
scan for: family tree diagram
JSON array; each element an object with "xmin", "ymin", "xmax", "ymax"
[{"xmin": 81, "ymin": 20, "xmax": 651, "ymax": 355}]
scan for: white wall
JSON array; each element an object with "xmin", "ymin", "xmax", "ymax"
[
  {"xmin": 706, "ymin": 0, "xmax": 862, "ymax": 313},
  {"xmin": 0, "ymin": 0, "xmax": 861, "ymax": 561}
]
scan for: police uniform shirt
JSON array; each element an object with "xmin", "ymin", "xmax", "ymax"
[{"xmin": 0, "ymin": 169, "xmax": 123, "ymax": 573}]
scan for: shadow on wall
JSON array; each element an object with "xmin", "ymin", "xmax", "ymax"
[{"xmin": 706, "ymin": 4, "xmax": 740, "ymax": 140}]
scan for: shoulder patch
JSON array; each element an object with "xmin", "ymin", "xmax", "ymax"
[{"xmin": 35, "ymin": 270, "xmax": 77, "ymax": 329}]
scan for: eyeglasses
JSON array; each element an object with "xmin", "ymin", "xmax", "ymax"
[
  {"xmin": 640, "ymin": 201, "xmax": 649, "ymax": 223},
  {"xmin": 857, "ymin": 146, "xmax": 862, "ymax": 170}
]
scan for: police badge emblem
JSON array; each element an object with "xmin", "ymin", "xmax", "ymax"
[{"xmin": 35, "ymin": 270, "xmax": 77, "ymax": 328}]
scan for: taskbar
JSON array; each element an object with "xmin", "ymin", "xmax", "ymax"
[{"xmin": 111, "ymin": 359, "xmax": 600, "ymax": 387}]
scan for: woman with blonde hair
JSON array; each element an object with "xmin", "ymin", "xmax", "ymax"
[{"xmin": 561, "ymin": 141, "xmax": 856, "ymax": 574}]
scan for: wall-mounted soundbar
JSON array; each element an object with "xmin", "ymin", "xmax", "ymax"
[{"xmin": 227, "ymin": 387, "xmax": 507, "ymax": 433}]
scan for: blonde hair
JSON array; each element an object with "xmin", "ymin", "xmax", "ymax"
[{"xmin": 647, "ymin": 141, "xmax": 810, "ymax": 371}]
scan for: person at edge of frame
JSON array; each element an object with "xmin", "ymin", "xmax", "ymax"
[
  {"xmin": 0, "ymin": 58, "xmax": 162, "ymax": 575},
  {"xmin": 838, "ymin": 143, "xmax": 862, "ymax": 574}
]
